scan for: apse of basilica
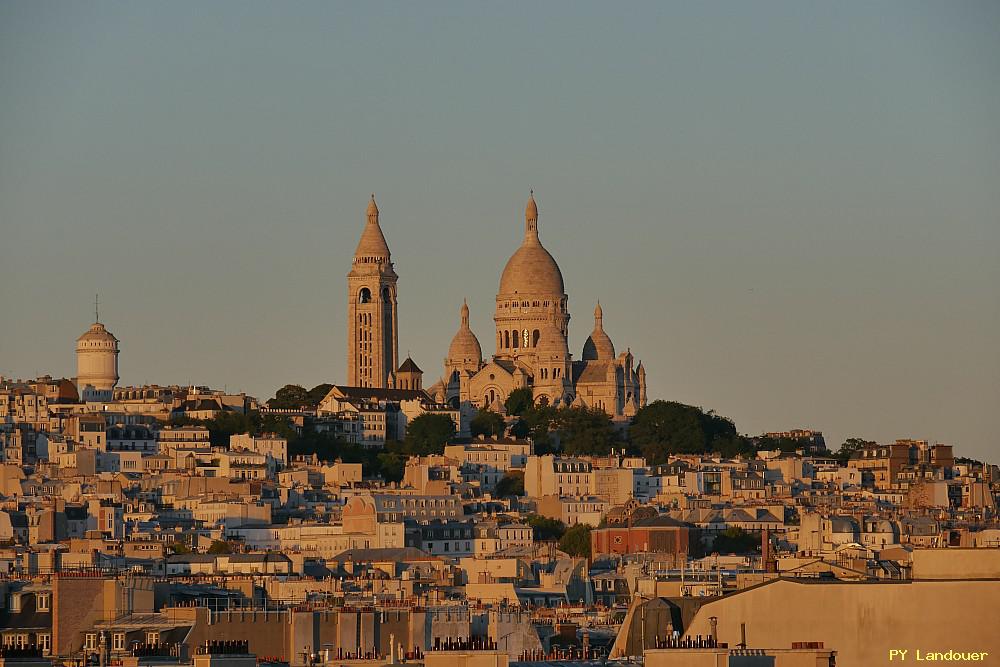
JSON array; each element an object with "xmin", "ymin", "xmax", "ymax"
[{"xmin": 347, "ymin": 192, "xmax": 647, "ymax": 429}]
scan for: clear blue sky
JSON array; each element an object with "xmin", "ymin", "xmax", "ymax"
[{"xmin": 1, "ymin": 1, "xmax": 998, "ymax": 459}]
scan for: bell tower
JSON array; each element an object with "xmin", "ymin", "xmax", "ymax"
[{"xmin": 347, "ymin": 195, "xmax": 399, "ymax": 387}]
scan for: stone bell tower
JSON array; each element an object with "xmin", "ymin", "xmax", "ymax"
[{"xmin": 347, "ymin": 195, "xmax": 398, "ymax": 388}]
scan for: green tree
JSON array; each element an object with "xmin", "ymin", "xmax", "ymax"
[
  {"xmin": 207, "ymin": 540, "xmax": 233, "ymax": 555},
  {"xmin": 470, "ymin": 409, "xmax": 505, "ymax": 438},
  {"xmin": 494, "ymin": 471, "xmax": 525, "ymax": 497},
  {"xmin": 526, "ymin": 514, "xmax": 566, "ymax": 541},
  {"xmin": 205, "ymin": 410, "xmax": 261, "ymax": 447},
  {"xmin": 403, "ymin": 413, "xmax": 456, "ymax": 455},
  {"xmin": 170, "ymin": 542, "xmax": 191, "ymax": 555},
  {"xmin": 556, "ymin": 406, "xmax": 617, "ymax": 456},
  {"xmin": 712, "ymin": 527, "xmax": 760, "ymax": 555},
  {"xmin": 629, "ymin": 401, "xmax": 747, "ymax": 463},
  {"xmin": 267, "ymin": 384, "xmax": 309, "ymax": 409},
  {"xmin": 504, "ymin": 388, "xmax": 535, "ymax": 416},
  {"xmin": 377, "ymin": 452, "xmax": 407, "ymax": 483},
  {"xmin": 834, "ymin": 437, "xmax": 875, "ymax": 463},
  {"xmin": 558, "ymin": 524, "xmax": 593, "ymax": 559},
  {"xmin": 517, "ymin": 404, "xmax": 559, "ymax": 453}
]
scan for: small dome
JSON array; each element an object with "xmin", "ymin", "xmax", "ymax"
[
  {"xmin": 535, "ymin": 309, "xmax": 569, "ymax": 359},
  {"xmin": 582, "ymin": 302, "xmax": 615, "ymax": 361},
  {"xmin": 76, "ymin": 322, "xmax": 118, "ymax": 344},
  {"xmin": 448, "ymin": 300, "xmax": 483, "ymax": 364},
  {"xmin": 498, "ymin": 193, "xmax": 565, "ymax": 297}
]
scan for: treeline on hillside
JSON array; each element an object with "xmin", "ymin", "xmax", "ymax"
[{"xmin": 174, "ymin": 383, "xmax": 854, "ymax": 483}]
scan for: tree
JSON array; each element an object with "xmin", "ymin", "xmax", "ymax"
[
  {"xmin": 629, "ymin": 401, "xmax": 748, "ymax": 463},
  {"xmin": 267, "ymin": 384, "xmax": 309, "ymax": 409},
  {"xmin": 754, "ymin": 436, "xmax": 805, "ymax": 454},
  {"xmin": 403, "ymin": 413, "xmax": 456, "ymax": 455},
  {"xmin": 556, "ymin": 406, "xmax": 617, "ymax": 456},
  {"xmin": 517, "ymin": 404, "xmax": 559, "ymax": 453},
  {"xmin": 558, "ymin": 524, "xmax": 593, "ymax": 559},
  {"xmin": 526, "ymin": 514, "xmax": 566, "ymax": 541},
  {"xmin": 207, "ymin": 540, "xmax": 232, "ymax": 555},
  {"xmin": 170, "ymin": 542, "xmax": 191, "ymax": 555},
  {"xmin": 470, "ymin": 409, "xmax": 506, "ymax": 438},
  {"xmin": 205, "ymin": 411, "xmax": 261, "ymax": 447},
  {"xmin": 712, "ymin": 527, "xmax": 760, "ymax": 555},
  {"xmin": 504, "ymin": 388, "xmax": 535, "ymax": 416},
  {"xmin": 495, "ymin": 471, "xmax": 525, "ymax": 497},
  {"xmin": 377, "ymin": 452, "xmax": 407, "ymax": 483},
  {"xmin": 834, "ymin": 437, "xmax": 875, "ymax": 463}
]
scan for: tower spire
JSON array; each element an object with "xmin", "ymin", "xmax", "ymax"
[
  {"xmin": 95, "ymin": 294, "xmax": 100, "ymax": 323},
  {"xmin": 525, "ymin": 191, "xmax": 538, "ymax": 242}
]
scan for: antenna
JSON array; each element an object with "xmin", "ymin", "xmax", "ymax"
[{"xmin": 95, "ymin": 294, "xmax": 100, "ymax": 323}]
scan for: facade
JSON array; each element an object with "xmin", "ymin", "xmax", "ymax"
[
  {"xmin": 426, "ymin": 195, "xmax": 647, "ymax": 427},
  {"xmin": 347, "ymin": 195, "xmax": 399, "ymax": 388},
  {"xmin": 74, "ymin": 319, "xmax": 119, "ymax": 400},
  {"xmin": 317, "ymin": 385, "xmax": 459, "ymax": 448},
  {"xmin": 229, "ymin": 433, "xmax": 288, "ymax": 466},
  {"xmin": 340, "ymin": 193, "xmax": 647, "ymax": 432}
]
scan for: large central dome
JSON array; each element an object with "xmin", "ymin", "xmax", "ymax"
[{"xmin": 498, "ymin": 193, "xmax": 565, "ymax": 296}]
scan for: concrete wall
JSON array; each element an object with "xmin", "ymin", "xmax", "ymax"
[
  {"xmin": 53, "ymin": 576, "xmax": 107, "ymax": 656},
  {"xmin": 489, "ymin": 610, "xmax": 543, "ymax": 657},
  {"xmin": 646, "ymin": 648, "xmax": 835, "ymax": 667},
  {"xmin": 186, "ymin": 609, "xmax": 291, "ymax": 662},
  {"xmin": 911, "ymin": 548, "xmax": 1000, "ymax": 579},
  {"xmin": 428, "ymin": 607, "xmax": 471, "ymax": 648},
  {"xmin": 682, "ymin": 578, "xmax": 1000, "ymax": 666}
]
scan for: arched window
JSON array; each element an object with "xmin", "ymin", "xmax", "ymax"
[
  {"xmin": 532, "ymin": 330, "xmax": 540, "ymax": 347},
  {"xmin": 504, "ymin": 331, "xmax": 510, "ymax": 348},
  {"xmin": 512, "ymin": 330, "xmax": 519, "ymax": 348},
  {"xmin": 359, "ymin": 288, "xmax": 371, "ymax": 303}
]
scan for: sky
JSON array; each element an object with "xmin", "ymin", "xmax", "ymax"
[{"xmin": 1, "ymin": 1, "xmax": 998, "ymax": 459}]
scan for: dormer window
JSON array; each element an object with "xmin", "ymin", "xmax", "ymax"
[{"xmin": 36, "ymin": 593, "xmax": 50, "ymax": 611}]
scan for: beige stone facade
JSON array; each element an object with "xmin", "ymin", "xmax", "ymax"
[
  {"xmin": 74, "ymin": 321, "xmax": 119, "ymax": 399},
  {"xmin": 347, "ymin": 195, "xmax": 399, "ymax": 388},
  {"xmin": 344, "ymin": 193, "xmax": 647, "ymax": 431},
  {"xmin": 427, "ymin": 194, "xmax": 647, "ymax": 429}
]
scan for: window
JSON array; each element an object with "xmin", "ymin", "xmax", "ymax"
[
  {"xmin": 146, "ymin": 632, "xmax": 159, "ymax": 645},
  {"xmin": 113, "ymin": 634, "xmax": 125, "ymax": 651},
  {"xmin": 36, "ymin": 593, "xmax": 50, "ymax": 611},
  {"xmin": 85, "ymin": 634, "xmax": 98, "ymax": 651},
  {"xmin": 38, "ymin": 634, "xmax": 50, "ymax": 654}
]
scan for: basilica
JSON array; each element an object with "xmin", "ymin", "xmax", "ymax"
[{"xmin": 346, "ymin": 193, "xmax": 647, "ymax": 430}]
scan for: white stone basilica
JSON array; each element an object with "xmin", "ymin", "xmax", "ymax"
[{"xmin": 346, "ymin": 193, "xmax": 647, "ymax": 430}]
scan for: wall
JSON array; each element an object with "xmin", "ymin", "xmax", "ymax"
[
  {"xmin": 911, "ymin": 548, "xmax": 1000, "ymax": 580},
  {"xmin": 682, "ymin": 578, "xmax": 1000, "ymax": 666}
]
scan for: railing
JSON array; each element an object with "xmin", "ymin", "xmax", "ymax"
[{"xmin": 196, "ymin": 641, "xmax": 250, "ymax": 656}]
